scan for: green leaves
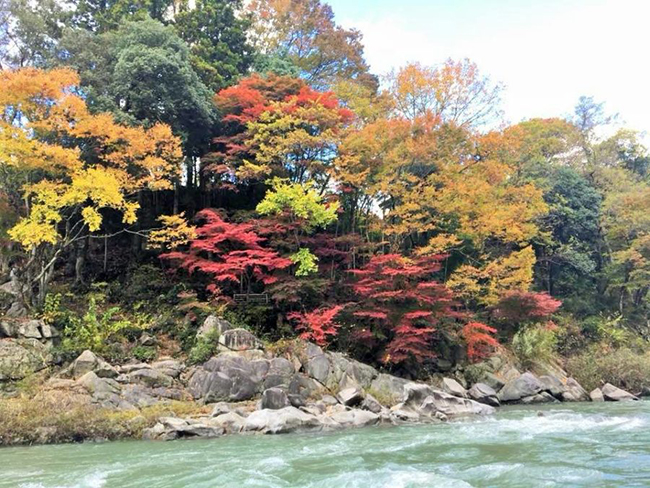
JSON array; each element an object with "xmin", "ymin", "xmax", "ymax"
[
  {"xmin": 290, "ymin": 248, "xmax": 319, "ymax": 276},
  {"xmin": 256, "ymin": 178, "xmax": 339, "ymax": 231}
]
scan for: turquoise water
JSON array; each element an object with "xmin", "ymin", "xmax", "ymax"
[{"xmin": 1, "ymin": 401, "xmax": 649, "ymax": 487}]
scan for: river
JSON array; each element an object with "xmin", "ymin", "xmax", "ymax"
[{"xmin": 1, "ymin": 401, "xmax": 648, "ymax": 487}]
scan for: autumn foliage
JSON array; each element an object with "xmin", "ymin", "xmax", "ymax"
[
  {"xmin": 462, "ymin": 322, "xmax": 499, "ymax": 362},
  {"xmin": 492, "ymin": 291, "xmax": 562, "ymax": 323}
]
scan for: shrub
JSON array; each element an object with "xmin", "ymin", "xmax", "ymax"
[
  {"xmin": 187, "ymin": 329, "xmax": 221, "ymax": 365},
  {"xmin": 511, "ymin": 323, "xmax": 558, "ymax": 367},
  {"xmin": 566, "ymin": 346, "xmax": 650, "ymax": 393}
]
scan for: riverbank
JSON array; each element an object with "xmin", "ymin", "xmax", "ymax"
[
  {"xmin": 0, "ymin": 316, "xmax": 640, "ymax": 447},
  {"xmin": 1, "ymin": 401, "xmax": 649, "ymax": 487}
]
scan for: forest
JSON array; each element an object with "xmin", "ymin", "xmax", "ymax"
[{"xmin": 1, "ymin": 0, "xmax": 649, "ymax": 383}]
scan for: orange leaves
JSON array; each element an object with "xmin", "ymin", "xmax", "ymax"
[
  {"xmin": 1, "ymin": 68, "xmax": 182, "ymax": 248},
  {"xmin": 462, "ymin": 322, "xmax": 499, "ymax": 362}
]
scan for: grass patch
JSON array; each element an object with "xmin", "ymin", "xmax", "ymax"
[
  {"xmin": 0, "ymin": 391, "xmax": 208, "ymax": 446},
  {"xmin": 566, "ymin": 346, "xmax": 650, "ymax": 393}
]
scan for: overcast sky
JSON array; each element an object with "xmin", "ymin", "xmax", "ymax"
[{"xmin": 327, "ymin": 0, "xmax": 649, "ymax": 135}]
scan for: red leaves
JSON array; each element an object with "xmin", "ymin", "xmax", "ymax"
[
  {"xmin": 160, "ymin": 210, "xmax": 291, "ymax": 297},
  {"xmin": 462, "ymin": 322, "xmax": 499, "ymax": 362},
  {"xmin": 288, "ymin": 305, "xmax": 344, "ymax": 346},
  {"xmin": 349, "ymin": 253, "xmax": 457, "ymax": 366},
  {"xmin": 492, "ymin": 291, "xmax": 562, "ymax": 323}
]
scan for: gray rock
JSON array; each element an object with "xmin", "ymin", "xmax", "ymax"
[
  {"xmin": 498, "ymin": 372, "xmax": 543, "ymax": 403},
  {"xmin": 590, "ymin": 388, "xmax": 604, "ymax": 402},
  {"xmin": 127, "ymin": 368, "xmax": 174, "ymax": 388},
  {"xmin": 210, "ymin": 412, "xmax": 246, "ymax": 434},
  {"xmin": 218, "ymin": 329, "xmax": 263, "ymax": 351},
  {"xmin": 197, "ymin": 315, "xmax": 232, "ymax": 340},
  {"xmin": 138, "ymin": 333, "xmax": 156, "ymax": 347},
  {"xmin": 151, "ymin": 360, "xmax": 184, "ymax": 379},
  {"xmin": 17, "ymin": 320, "xmax": 42, "ymax": 339},
  {"xmin": 210, "ymin": 402, "xmax": 232, "ymax": 417},
  {"xmin": 337, "ymin": 387, "xmax": 364, "ymax": 407},
  {"xmin": 402, "ymin": 383, "xmax": 437, "ymax": 408},
  {"xmin": 0, "ymin": 320, "xmax": 16, "ymax": 337},
  {"xmin": 539, "ymin": 375, "xmax": 565, "ymax": 397},
  {"xmin": 40, "ymin": 322, "xmax": 59, "ymax": 339},
  {"xmin": 0, "ymin": 338, "xmax": 51, "ymax": 381},
  {"xmin": 71, "ymin": 350, "xmax": 118, "ymax": 379},
  {"xmin": 419, "ymin": 391, "xmax": 495, "ymax": 417},
  {"xmin": 306, "ymin": 354, "xmax": 330, "ymax": 384},
  {"xmin": 482, "ymin": 373, "xmax": 505, "ymax": 392},
  {"xmin": 261, "ymin": 387, "xmax": 290, "ymax": 409},
  {"xmin": 468, "ymin": 383, "xmax": 500, "ymax": 406},
  {"xmin": 369, "ymin": 374, "xmax": 409, "ymax": 406},
  {"xmin": 146, "ymin": 417, "xmax": 225, "ymax": 440},
  {"xmin": 321, "ymin": 394, "xmax": 339, "ymax": 406},
  {"xmin": 287, "ymin": 394, "xmax": 306, "ymax": 407},
  {"xmin": 329, "ymin": 409, "xmax": 380, "ymax": 428},
  {"xmin": 602, "ymin": 383, "xmax": 638, "ymax": 401},
  {"xmin": 389, "ymin": 406, "xmax": 422, "ymax": 423},
  {"xmin": 442, "ymin": 377, "xmax": 467, "ymax": 398},
  {"xmin": 361, "ymin": 394, "xmax": 383, "ymax": 414},
  {"xmin": 520, "ymin": 392, "xmax": 558, "ymax": 404},
  {"xmin": 561, "ymin": 377, "xmax": 590, "ymax": 402},
  {"xmin": 244, "ymin": 407, "xmax": 321, "ymax": 434}
]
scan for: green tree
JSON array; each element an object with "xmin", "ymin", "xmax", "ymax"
[{"xmin": 174, "ymin": 0, "xmax": 254, "ymax": 92}]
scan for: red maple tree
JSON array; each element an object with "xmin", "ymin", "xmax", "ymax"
[
  {"xmin": 287, "ymin": 304, "xmax": 344, "ymax": 346},
  {"xmin": 160, "ymin": 209, "xmax": 292, "ymax": 297},
  {"xmin": 492, "ymin": 291, "xmax": 562, "ymax": 323},
  {"xmin": 461, "ymin": 322, "xmax": 499, "ymax": 362},
  {"xmin": 348, "ymin": 253, "xmax": 462, "ymax": 366}
]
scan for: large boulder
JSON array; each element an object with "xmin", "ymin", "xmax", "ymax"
[
  {"xmin": 71, "ymin": 350, "xmax": 118, "ymax": 379},
  {"xmin": 197, "ymin": 315, "xmax": 232, "ymax": 340},
  {"xmin": 17, "ymin": 320, "xmax": 42, "ymax": 339},
  {"xmin": 126, "ymin": 368, "xmax": 174, "ymax": 388},
  {"xmin": 561, "ymin": 378, "xmax": 590, "ymax": 402},
  {"xmin": 218, "ymin": 329, "xmax": 263, "ymax": 352},
  {"xmin": 589, "ymin": 388, "xmax": 604, "ymax": 402},
  {"xmin": 151, "ymin": 360, "xmax": 184, "ymax": 379},
  {"xmin": 442, "ymin": 377, "xmax": 467, "ymax": 398},
  {"xmin": 261, "ymin": 387, "xmax": 290, "ymax": 410},
  {"xmin": 601, "ymin": 383, "xmax": 638, "ymax": 401},
  {"xmin": 520, "ymin": 392, "xmax": 558, "ymax": 404},
  {"xmin": 187, "ymin": 354, "xmax": 266, "ymax": 402},
  {"xmin": 337, "ymin": 387, "xmax": 364, "ymax": 407},
  {"xmin": 419, "ymin": 390, "xmax": 495, "ymax": 417},
  {"xmin": 329, "ymin": 409, "xmax": 380, "ymax": 429},
  {"xmin": 497, "ymin": 372, "xmax": 543, "ymax": 403},
  {"xmin": 539, "ymin": 375, "xmax": 565, "ymax": 398},
  {"xmin": 209, "ymin": 412, "xmax": 246, "ymax": 434},
  {"xmin": 244, "ymin": 407, "xmax": 321, "ymax": 434},
  {"xmin": 468, "ymin": 383, "xmax": 500, "ymax": 406},
  {"xmin": 144, "ymin": 417, "xmax": 224, "ymax": 441},
  {"xmin": 0, "ymin": 338, "xmax": 51, "ymax": 381},
  {"xmin": 369, "ymin": 374, "xmax": 410, "ymax": 406},
  {"xmin": 402, "ymin": 383, "xmax": 437, "ymax": 409}
]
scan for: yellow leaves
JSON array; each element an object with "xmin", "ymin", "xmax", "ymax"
[
  {"xmin": 1, "ymin": 68, "xmax": 182, "ymax": 250},
  {"xmin": 236, "ymin": 160, "xmax": 272, "ymax": 180},
  {"xmin": 418, "ymin": 234, "xmax": 462, "ymax": 255},
  {"xmin": 81, "ymin": 207, "xmax": 102, "ymax": 232},
  {"xmin": 447, "ymin": 246, "xmax": 536, "ymax": 306},
  {"xmin": 147, "ymin": 213, "xmax": 196, "ymax": 250}
]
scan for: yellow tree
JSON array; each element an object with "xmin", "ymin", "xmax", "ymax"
[{"xmin": 0, "ymin": 68, "xmax": 182, "ymax": 306}]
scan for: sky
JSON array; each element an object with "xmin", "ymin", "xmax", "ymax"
[{"xmin": 326, "ymin": 0, "xmax": 649, "ymax": 135}]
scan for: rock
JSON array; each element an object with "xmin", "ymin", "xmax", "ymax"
[
  {"xmin": 419, "ymin": 391, "xmax": 495, "ymax": 417},
  {"xmin": 369, "ymin": 374, "xmax": 410, "ymax": 406},
  {"xmin": 17, "ymin": 320, "xmax": 42, "ymax": 339},
  {"xmin": 138, "ymin": 333, "xmax": 156, "ymax": 347},
  {"xmin": 145, "ymin": 417, "xmax": 224, "ymax": 440},
  {"xmin": 306, "ymin": 354, "xmax": 330, "ymax": 384},
  {"xmin": 197, "ymin": 315, "xmax": 232, "ymax": 340},
  {"xmin": 539, "ymin": 375, "xmax": 565, "ymax": 398},
  {"xmin": 0, "ymin": 320, "xmax": 16, "ymax": 337},
  {"xmin": 77, "ymin": 371, "xmax": 121, "ymax": 396},
  {"xmin": 590, "ymin": 388, "xmax": 605, "ymax": 402},
  {"xmin": 218, "ymin": 329, "xmax": 263, "ymax": 352},
  {"xmin": 210, "ymin": 412, "xmax": 246, "ymax": 434},
  {"xmin": 561, "ymin": 378, "xmax": 590, "ymax": 402},
  {"xmin": 601, "ymin": 383, "xmax": 638, "ymax": 401},
  {"xmin": 118, "ymin": 363, "xmax": 151, "ymax": 374},
  {"xmin": 337, "ymin": 387, "xmax": 364, "ymax": 407},
  {"xmin": 287, "ymin": 394, "xmax": 306, "ymax": 408},
  {"xmin": 361, "ymin": 394, "xmax": 383, "ymax": 414},
  {"xmin": 151, "ymin": 360, "xmax": 184, "ymax": 379},
  {"xmin": 188, "ymin": 354, "xmax": 266, "ymax": 402},
  {"xmin": 5, "ymin": 301, "xmax": 27, "ymax": 318},
  {"xmin": 498, "ymin": 372, "xmax": 543, "ymax": 403},
  {"xmin": 0, "ymin": 338, "xmax": 51, "ymax": 381},
  {"xmin": 389, "ymin": 406, "xmax": 422, "ymax": 423},
  {"xmin": 71, "ymin": 350, "xmax": 118, "ymax": 379},
  {"xmin": 326, "ymin": 352, "xmax": 378, "ymax": 390},
  {"xmin": 329, "ymin": 409, "xmax": 380, "ymax": 428},
  {"xmin": 244, "ymin": 406, "xmax": 321, "ymax": 434},
  {"xmin": 40, "ymin": 322, "xmax": 59, "ymax": 339},
  {"xmin": 402, "ymin": 383, "xmax": 437, "ymax": 408},
  {"xmin": 261, "ymin": 387, "xmax": 290, "ymax": 410},
  {"xmin": 321, "ymin": 394, "xmax": 339, "ymax": 406},
  {"xmin": 442, "ymin": 377, "xmax": 467, "ymax": 398},
  {"xmin": 482, "ymin": 373, "xmax": 505, "ymax": 392},
  {"xmin": 521, "ymin": 392, "xmax": 558, "ymax": 404},
  {"xmin": 127, "ymin": 368, "xmax": 174, "ymax": 388},
  {"xmin": 288, "ymin": 373, "xmax": 323, "ymax": 399},
  {"xmin": 211, "ymin": 402, "xmax": 232, "ymax": 417},
  {"xmin": 468, "ymin": 383, "xmax": 500, "ymax": 407}
]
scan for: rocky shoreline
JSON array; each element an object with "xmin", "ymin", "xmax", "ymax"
[{"xmin": 0, "ymin": 315, "xmax": 640, "ymax": 445}]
